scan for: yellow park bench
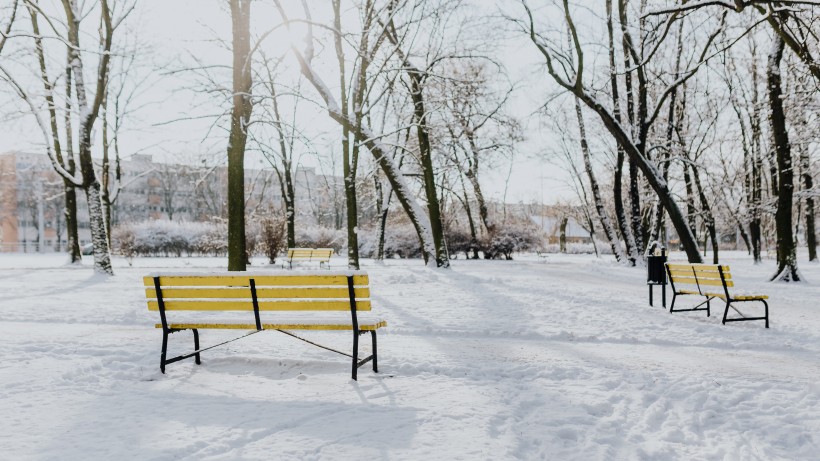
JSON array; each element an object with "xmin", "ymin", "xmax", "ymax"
[
  {"xmin": 286, "ymin": 248, "xmax": 334, "ymax": 269},
  {"xmin": 144, "ymin": 271, "xmax": 386, "ymax": 379},
  {"xmin": 665, "ymin": 263, "xmax": 769, "ymax": 328}
]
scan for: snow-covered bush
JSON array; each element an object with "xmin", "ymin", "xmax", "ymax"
[
  {"xmin": 258, "ymin": 215, "xmax": 286, "ymax": 264},
  {"xmin": 113, "ymin": 220, "xmax": 228, "ymax": 257},
  {"xmin": 296, "ymin": 225, "xmax": 345, "ymax": 252},
  {"xmin": 357, "ymin": 224, "xmax": 422, "ymax": 259},
  {"xmin": 538, "ymin": 241, "xmax": 614, "ymax": 255},
  {"xmin": 445, "ymin": 227, "xmax": 478, "ymax": 259},
  {"xmin": 480, "ymin": 220, "xmax": 544, "ymax": 260}
]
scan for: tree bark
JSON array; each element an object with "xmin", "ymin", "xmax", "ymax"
[
  {"xmin": 227, "ymin": 0, "xmax": 253, "ymax": 271},
  {"xmin": 408, "ymin": 68, "xmax": 449, "ymax": 267},
  {"xmin": 62, "ymin": 0, "xmax": 113, "ymax": 274},
  {"xmin": 571, "ymin": 90, "xmax": 703, "ymax": 263},
  {"xmin": 767, "ymin": 35, "xmax": 800, "ymax": 281},
  {"xmin": 559, "ymin": 216, "xmax": 568, "ymax": 253},
  {"xmin": 332, "ymin": 0, "xmax": 360, "ymax": 270},
  {"xmin": 692, "ymin": 164, "xmax": 718, "ymax": 263},
  {"xmin": 796, "ymin": 110, "xmax": 817, "ymax": 262},
  {"xmin": 29, "ymin": 4, "xmax": 81, "ymax": 263},
  {"xmin": 574, "ymin": 96, "xmax": 626, "ymax": 262},
  {"xmin": 607, "ymin": 0, "xmax": 638, "ymax": 264}
]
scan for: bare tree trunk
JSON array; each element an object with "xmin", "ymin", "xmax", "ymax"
[
  {"xmin": 692, "ymin": 164, "xmax": 718, "ymax": 263},
  {"xmin": 63, "ymin": 0, "xmax": 113, "ymax": 274},
  {"xmin": 29, "ymin": 5, "xmax": 80, "ymax": 262},
  {"xmin": 750, "ymin": 42, "xmax": 764, "ymax": 263},
  {"xmin": 607, "ymin": 0, "xmax": 638, "ymax": 264},
  {"xmin": 618, "ymin": 0, "xmax": 644, "ymax": 256},
  {"xmin": 797, "ymin": 110, "xmax": 817, "ymax": 261},
  {"xmin": 332, "ymin": 0, "xmax": 360, "ymax": 270},
  {"xmin": 682, "ymin": 155, "xmax": 698, "ymax": 241},
  {"xmin": 458, "ymin": 173, "xmax": 480, "ymax": 259},
  {"xmin": 408, "ymin": 66, "xmax": 448, "ymax": 267},
  {"xmin": 574, "ymin": 96, "xmax": 625, "ymax": 261},
  {"xmin": 767, "ymin": 35, "xmax": 799, "ymax": 281},
  {"xmin": 559, "ymin": 216, "xmax": 568, "ymax": 253},
  {"xmin": 227, "ymin": 0, "xmax": 252, "ymax": 271},
  {"xmin": 276, "ymin": 2, "xmax": 438, "ymax": 265},
  {"xmin": 382, "ymin": 15, "xmax": 449, "ymax": 268},
  {"xmin": 374, "ymin": 173, "xmax": 392, "ymax": 261}
]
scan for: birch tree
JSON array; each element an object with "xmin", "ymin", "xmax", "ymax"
[
  {"xmin": 520, "ymin": 0, "xmax": 719, "ymax": 263},
  {"xmin": 1, "ymin": 0, "xmax": 131, "ymax": 274},
  {"xmin": 273, "ymin": 0, "xmax": 440, "ymax": 266}
]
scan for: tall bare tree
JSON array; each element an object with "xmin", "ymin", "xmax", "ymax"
[{"xmin": 227, "ymin": 0, "xmax": 253, "ymax": 271}]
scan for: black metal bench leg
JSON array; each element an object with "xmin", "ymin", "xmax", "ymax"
[
  {"xmin": 160, "ymin": 330, "xmax": 169, "ymax": 374},
  {"xmin": 762, "ymin": 300, "xmax": 769, "ymax": 328},
  {"xmin": 669, "ymin": 293, "xmax": 677, "ymax": 313},
  {"xmin": 722, "ymin": 300, "xmax": 731, "ymax": 325},
  {"xmin": 371, "ymin": 330, "xmax": 378, "ymax": 373},
  {"xmin": 351, "ymin": 330, "xmax": 359, "ymax": 381},
  {"xmin": 706, "ymin": 298, "xmax": 711, "ymax": 317},
  {"xmin": 193, "ymin": 329, "xmax": 201, "ymax": 364}
]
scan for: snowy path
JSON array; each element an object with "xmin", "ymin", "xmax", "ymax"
[{"xmin": 1, "ymin": 253, "xmax": 819, "ymax": 460}]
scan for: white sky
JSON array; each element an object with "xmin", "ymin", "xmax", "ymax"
[{"xmin": 0, "ymin": 0, "xmax": 574, "ymax": 205}]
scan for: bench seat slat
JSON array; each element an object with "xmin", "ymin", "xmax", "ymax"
[
  {"xmin": 703, "ymin": 291, "xmax": 768, "ymax": 301},
  {"xmin": 668, "ymin": 269, "xmax": 732, "ymax": 279},
  {"xmin": 147, "ymin": 299, "xmax": 372, "ymax": 311},
  {"xmin": 145, "ymin": 286, "xmax": 370, "ymax": 299},
  {"xmin": 157, "ymin": 320, "xmax": 387, "ymax": 331},
  {"xmin": 667, "ymin": 264, "xmax": 730, "ymax": 271},
  {"xmin": 143, "ymin": 274, "xmax": 368, "ymax": 287},
  {"xmin": 667, "ymin": 276, "xmax": 733, "ymax": 287},
  {"xmin": 148, "ymin": 300, "xmax": 372, "ymax": 311}
]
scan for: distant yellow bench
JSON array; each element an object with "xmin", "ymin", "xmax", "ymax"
[
  {"xmin": 287, "ymin": 248, "xmax": 333, "ymax": 269},
  {"xmin": 665, "ymin": 263, "xmax": 769, "ymax": 328},
  {"xmin": 144, "ymin": 271, "xmax": 386, "ymax": 379}
]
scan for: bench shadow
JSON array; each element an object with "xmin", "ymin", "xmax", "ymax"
[
  {"xmin": 40, "ymin": 364, "xmax": 418, "ymax": 460},
  {"xmin": 0, "ymin": 271, "xmax": 110, "ymax": 303}
]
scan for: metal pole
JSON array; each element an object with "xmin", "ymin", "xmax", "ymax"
[{"xmin": 661, "ymin": 248, "xmax": 667, "ymax": 308}]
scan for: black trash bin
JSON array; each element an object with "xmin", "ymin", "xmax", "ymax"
[{"xmin": 646, "ymin": 248, "xmax": 667, "ymax": 307}]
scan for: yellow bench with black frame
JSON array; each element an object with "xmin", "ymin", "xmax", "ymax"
[
  {"xmin": 665, "ymin": 263, "xmax": 769, "ymax": 328},
  {"xmin": 286, "ymin": 248, "xmax": 334, "ymax": 269},
  {"xmin": 144, "ymin": 271, "xmax": 386, "ymax": 379}
]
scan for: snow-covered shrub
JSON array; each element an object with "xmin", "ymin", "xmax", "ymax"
[
  {"xmin": 296, "ymin": 225, "xmax": 345, "ymax": 252},
  {"xmin": 195, "ymin": 222, "xmax": 228, "ymax": 256},
  {"xmin": 482, "ymin": 220, "xmax": 544, "ymax": 260},
  {"xmin": 113, "ymin": 220, "xmax": 228, "ymax": 257},
  {"xmin": 112, "ymin": 226, "xmax": 135, "ymax": 259},
  {"xmin": 537, "ymin": 241, "xmax": 615, "ymax": 255},
  {"xmin": 356, "ymin": 228, "xmax": 379, "ymax": 259},
  {"xmin": 258, "ymin": 215, "xmax": 286, "ymax": 264},
  {"xmin": 356, "ymin": 223, "xmax": 423, "ymax": 259},
  {"xmin": 445, "ymin": 227, "xmax": 478, "ymax": 259},
  {"xmin": 245, "ymin": 220, "xmax": 262, "ymax": 263}
]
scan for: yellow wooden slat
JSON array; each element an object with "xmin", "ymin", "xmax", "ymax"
[
  {"xmin": 157, "ymin": 320, "xmax": 387, "ymax": 331},
  {"xmin": 668, "ymin": 269, "xmax": 732, "ymax": 280},
  {"xmin": 143, "ymin": 274, "xmax": 368, "ymax": 287},
  {"xmin": 147, "ymin": 299, "xmax": 372, "ymax": 311},
  {"xmin": 668, "ymin": 276, "xmax": 731, "ymax": 287},
  {"xmin": 666, "ymin": 264, "xmax": 730, "ymax": 272},
  {"xmin": 145, "ymin": 286, "xmax": 370, "ymax": 300},
  {"xmin": 732, "ymin": 294, "xmax": 766, "ymax": 300}
]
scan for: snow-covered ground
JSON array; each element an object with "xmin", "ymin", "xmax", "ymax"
[{"xmin": 1, "ymin": 251, "xmax": 819, "ymax": 460}]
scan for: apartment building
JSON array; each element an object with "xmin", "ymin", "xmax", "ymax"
[{"xmin": 0, "ymin": 152, "xmax": 342, "ymax": 252}]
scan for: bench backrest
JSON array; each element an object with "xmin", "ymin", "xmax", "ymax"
[
  {"xmin": 144, "ymin": 272, "xmax": 370, "ymax": 313},
  {"xmin": 666, "ymin": 263, "xmax": 733, "ymax": 294},
  {"xmin": 287, "ymin": 248, "xmax": 334, "ymax": 262}
]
